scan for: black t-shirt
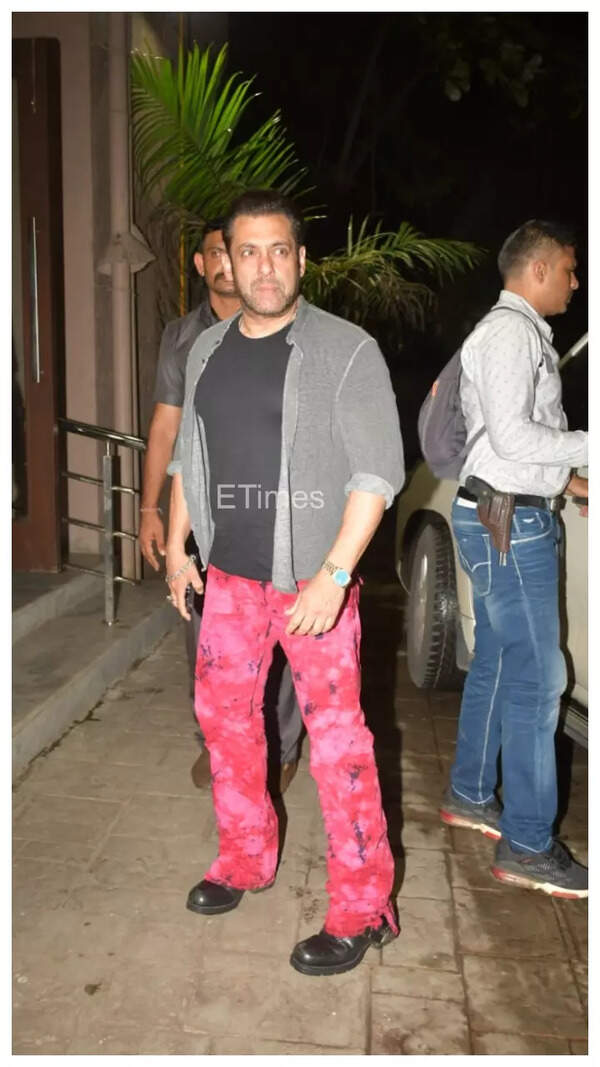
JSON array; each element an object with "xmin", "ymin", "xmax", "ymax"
[{"xmin": 194, "ymin": 320, "xmax": 292, "ymax": 581}]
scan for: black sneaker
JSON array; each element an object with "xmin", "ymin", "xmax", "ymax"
[
  {"xmin": 491, "ymin": 838, "xmax": 588, "ymax": 899},
  {"xmin": 440, "ymin": 787, "xmax": 502, "ymax": 840}
]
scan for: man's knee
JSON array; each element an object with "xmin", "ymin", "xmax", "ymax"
[
  {"xmin": 541, "ymin": 648, "xmax": 568, "ymax": 703},
  {"xmin": 308, "ymin": 714, "xmax": 374, "ymax": 764}
]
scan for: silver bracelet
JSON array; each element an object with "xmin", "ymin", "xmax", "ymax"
[
  {"xmin": 165, "ymin": 554, "xmax": 197, "ymax": 584},
  {"xmin": 140, "ymin": 506, "xmax": 162, "ymax": 513}
]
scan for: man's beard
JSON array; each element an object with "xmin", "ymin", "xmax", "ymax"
[{"xmin": 236, "ymin": 275, "xmax": 301, "ymax": 318}]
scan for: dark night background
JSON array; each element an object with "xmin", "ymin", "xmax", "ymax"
[{"xmin": 228, "ymin": 12, "xmax": 588, "ymax": 464}]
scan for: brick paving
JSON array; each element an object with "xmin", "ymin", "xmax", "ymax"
[{"xmin": 12, "ymin": 579, "xmax": 587, "ymax": 1055}]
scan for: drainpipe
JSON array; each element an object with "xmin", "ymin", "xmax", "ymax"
[{"xmin": 98, "ymin": 13, "xmax": 153, "ymax": 579}]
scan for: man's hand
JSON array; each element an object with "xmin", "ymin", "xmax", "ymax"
[
  {"xmin": 165, "ymin": 545, "xmax": 204, "ymax": 621},
  {"xmin": 565, "ymin": 474, "xmax": 588, "ymax": 498},
  {"xmin": 565, "ymin": 474, "xmax": 588, "ymax": 516},
  {"xmin": 139, "ymin": 510, "xmax": 166, "ymax": 571},
  {"xmin": 284, "ymin": 570, "xmax": 346, "ymax": 636},
  {"xmin": 139, "ymin": 403, "xmax": 182, "ymax": 569}
]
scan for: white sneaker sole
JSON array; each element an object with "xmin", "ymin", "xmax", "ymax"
[
  {"xmin": 490, "ymin": 865, "xmax": 588, "ymax": 899},
  {"xmin": 440, "ymin": 809, "xmax": 501, "ymax": 841}
]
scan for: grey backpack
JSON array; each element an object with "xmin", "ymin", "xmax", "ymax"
[
  {"xmin": 417, "ymin": 347, "xmax": 478, "ymax": 480},
  {"xmin": 417, "ymin": 307, "xmax": 544, "ymax": 480}
]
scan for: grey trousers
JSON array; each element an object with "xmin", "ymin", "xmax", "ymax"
[{"xmin": 184, "ymin": 588, "xmax": 303, "ymax": 764}]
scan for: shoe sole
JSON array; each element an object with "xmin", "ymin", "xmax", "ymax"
[
  {"xmin": 289, "ymin": 927, "xmax": 397, "ymax": 977},
  {"xmin": 440, "ymin": 809, "xmax": 501, "ymax": 840},
  {"xmin": 186, "ymin": 881, "xmax": 275, "ymax": 916},
  {"xmin": 186, "ymin": 896, "xmax": 243, "ymax": 915},
  {"xmin": 490, "ymin": 866, "xmax": 588, "ymax": 899}
]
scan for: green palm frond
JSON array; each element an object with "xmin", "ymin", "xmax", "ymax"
[
  {"xmin": 131, "ymin": 42, "xmax": 311, "ymax": 226},
  {"xmin": 131, "ymin": 45, "xmax": 482, "ymax": 330},
  {"xmin": 303, "ymin": 217, "xmax": 484, "ymax": 327}
]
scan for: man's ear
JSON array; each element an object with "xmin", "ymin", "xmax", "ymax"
[
  {"xmin": 193, "ymin": 251, "xmax": 204, "ymax": 278},
  {"xmin": 531, "ymin": 258, "xmax": 547, "ymax": 284},
  {"xmin": 298, "ymin": 245, "xmax": 307, "ymax": 278}
]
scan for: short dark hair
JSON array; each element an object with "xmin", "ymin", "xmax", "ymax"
[
  {"xmin": 200, "ymin": 217, "xmax": 225, "ymax": 247},
  {"xmin": 189, "ymin": 218, "xmax": 225, "ymax": 264},
  {"xmin": 222, "ymin": 189, "xmax": 305, "ymax": 250},
  {"xmin": 497, "ymin": 219, "xmax": 577, "ymax": 281}
]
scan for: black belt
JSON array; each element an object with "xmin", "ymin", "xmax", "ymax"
[{"xmin": 457, "ymin": 486, "xmax": 557, "ymax": 511}]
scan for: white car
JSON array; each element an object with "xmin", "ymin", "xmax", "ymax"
[{"xmin": 395, "ymin": 337, "xmax": 588, "ymax": 747}]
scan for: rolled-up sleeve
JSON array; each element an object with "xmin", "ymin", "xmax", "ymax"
[{"xmin": 336, "ymin": 338, "xmax": 405, "ymax": 508}]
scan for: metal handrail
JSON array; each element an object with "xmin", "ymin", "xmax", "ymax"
[
  {"xmin": 58, "ymin": 416, "xmax": 147, "ymax": 452},
  {"xmin": 58, "ymin": 417, "xmax": 148, "ymax": 625}
]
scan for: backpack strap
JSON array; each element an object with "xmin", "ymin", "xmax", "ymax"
[
  {"xmin": 487, "ymin": 305, "xmax": 546, "ymax": 386},
  {"xmin": 465, "ymin": 426, "xmax": 485, "ymax": 455},
  {"xmin": 462, "ymin": 306, "xmax": 546, "ymax": 461}
]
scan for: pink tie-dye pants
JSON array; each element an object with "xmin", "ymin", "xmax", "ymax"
[{"xmin": 194, "ymin": 565, "xmax": 397, "ymax": 938}]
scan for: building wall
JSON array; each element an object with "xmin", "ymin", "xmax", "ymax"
[
  {"xmin": 12, "ymin": 12, "xmax": 228, "ymax": 558},
  {"xmin": 13, "ymin": 12, "xmax": 104, "ymax": 555}
]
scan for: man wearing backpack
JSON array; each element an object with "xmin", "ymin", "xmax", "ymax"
[{"xmin": 439, "ymin": 220, "xmax": 588, "ymax": 898}]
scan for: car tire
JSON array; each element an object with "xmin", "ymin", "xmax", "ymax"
[{"xmin": 406, "ymin": 517, "xmax": 464, "ymax": 690}]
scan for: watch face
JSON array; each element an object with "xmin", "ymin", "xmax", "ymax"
[{"xmin": 334, "ymin": 569, "xmax": 351, "ymax": 587}]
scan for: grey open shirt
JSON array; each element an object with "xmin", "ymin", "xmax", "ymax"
[{"xmin": 167, "ymin": 297, "xmax": 405, "ymax": 592}]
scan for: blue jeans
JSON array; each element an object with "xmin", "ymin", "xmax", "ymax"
[{"xmin": 450, "ymin": 500, "xmax": 567, "ymax": 853}]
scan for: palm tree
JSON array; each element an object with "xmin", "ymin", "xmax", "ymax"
[
  {"xmin": 303, "ymin": 217, "xmax": 481, "ymax": 329},
  {"xmin": 131, "ymin": 43, "xmax": 311, "ymax": 242},
  {"xmin": 131, "ymin": 42, "xmax": 483, "ymax": 327}
]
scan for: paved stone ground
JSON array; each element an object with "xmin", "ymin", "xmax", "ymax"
[{"xmin": 13, "ymin": 578, "xmax": 587, "ymax": 1055}]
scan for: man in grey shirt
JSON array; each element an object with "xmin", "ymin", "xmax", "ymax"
[
  {"xmin": 440, "ymin": 220, "xmax": 588, "ymax": 899},
  {"xmin": 139, "ymin": 219, "xmax": 303, "ymax": 793},
  {"xmin": 166, "ymin": 189, "xmax": 405, "ymax": 976}
]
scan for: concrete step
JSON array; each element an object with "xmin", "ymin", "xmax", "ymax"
[
  {"xmin": 12, "ymin": 570, "xmax": 105, "ymax": 645},
  {"xmin": 12, "ymin": 579, "xmax": 180, "ymax": 779}
]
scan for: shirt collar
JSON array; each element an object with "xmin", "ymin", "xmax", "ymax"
[
  {"xmin": 495, "ymin": 289, "xmax": 553, "ymax": 343},
  {"xmin": 200, "ymin": 294, "xmax": 219, "ymax": 326},
  {"xmin": 285, "ymin": 295, "xmax": 308, "ymax": 344}
]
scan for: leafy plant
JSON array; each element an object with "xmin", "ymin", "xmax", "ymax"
[
  {"xmin": 303, "ymin": 218, "xmax": 483, "ymax": 327},
  {"xmin": 131, "ymin": 42, "xmax": 482, "ymax": 329},
  {"xmin": 131, "ymin": 42, "xmax": 311, "ymax": 240}
]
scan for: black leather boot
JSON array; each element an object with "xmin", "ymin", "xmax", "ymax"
[
  {"xmin": 186, "ymin": 879, "xmax": 245, "ymax": 915},
  {"xmin": 186, "ymin": 878, "xmax": 275, "ymax": 915},
  {"xmin": 290, "ymin": 916, "xmax": 398, "ymax": 976}
]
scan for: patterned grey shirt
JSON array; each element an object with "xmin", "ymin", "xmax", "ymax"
[{"xmin": 459, "ymin": 290, "xmax": 587, "ymax": 497}]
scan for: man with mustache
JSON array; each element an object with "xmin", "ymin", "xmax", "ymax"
[
  {"xmin": 139, "ymin": 219, "xmax": 303, "ymax": 793},
  {"xmin": 165, "ymin": 189, "xmax": 405, "ymax": 975}
]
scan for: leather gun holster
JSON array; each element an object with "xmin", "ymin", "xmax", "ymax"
[{"xmin": 465, "ymin": 475, "xmax": 515, "ymax": 561}]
